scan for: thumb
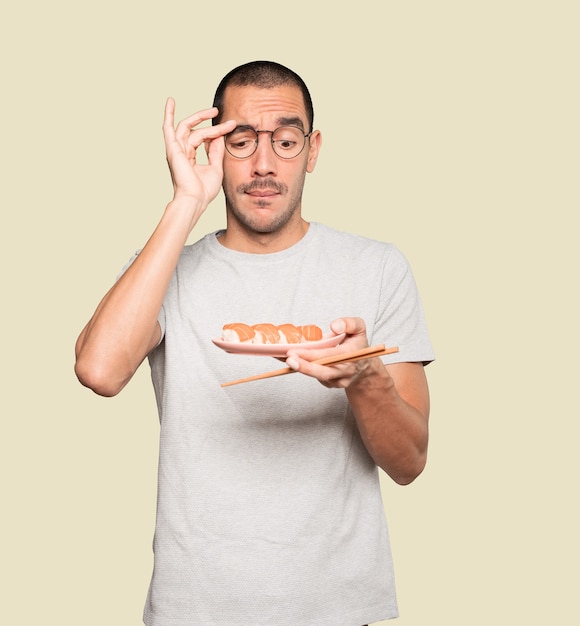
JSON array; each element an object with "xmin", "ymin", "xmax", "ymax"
[
  {"xmin": 330, "ymin": 317, "xmax": 366, "ymax": 337},
  {"xmin": 205, "ymin": 135, "xmax": 225, "ymax": 165},
  {"xmin": 330, "ymin": 318, "xmax": 346, "ymax": 335}
]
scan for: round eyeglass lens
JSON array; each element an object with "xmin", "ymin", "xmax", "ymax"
[{"xmin": 225, "ymin": 126, "xmax": 307, "ymax": 159}]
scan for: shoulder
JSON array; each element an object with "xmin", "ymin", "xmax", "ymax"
[
  {"xmin": 311, "ymin": 222, "xmax": 405, "ymax": 264},
  {"xmin": 174, "ymin": 231, "xmax": 225, "ymax": 268},
  {"xmin": 182, "ymin": 231, "xmax": 220, "ymax": 255}
]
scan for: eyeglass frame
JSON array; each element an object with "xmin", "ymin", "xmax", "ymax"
[{"xmin": 224, "ymin": 125, "xmax": 313, "ymax": 160}]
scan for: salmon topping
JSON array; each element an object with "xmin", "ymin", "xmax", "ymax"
[
  {"xmin": 276, "ymin": 324, "xmax": 304, "ymax": 343},
  {"xmin": 221, "ymin": 322, "xmax": 323, "ymax": 344},
  {"xmin": 297, "ymin": 324, "xmax": 323, "ymax": 341},
  {"xmin": 222, "ymin": 323, "xmax": 256, "ymax": 342},
  {"xmin": 252, "ymin": 323, "xmax": 281, "ymax": 344}
]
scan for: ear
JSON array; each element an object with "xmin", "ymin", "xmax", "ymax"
[{"xmin": 306, "ymin": 130, "xmax": 322, "ymax": 173}]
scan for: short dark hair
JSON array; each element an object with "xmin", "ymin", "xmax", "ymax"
[{"xmin": 212, "ymin": 60, "xmax": 314, "ymax": 132}]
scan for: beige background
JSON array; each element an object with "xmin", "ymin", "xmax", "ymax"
[{"xmin": 2, "ymin": 1, "xmax": 578, "ymax": 624}]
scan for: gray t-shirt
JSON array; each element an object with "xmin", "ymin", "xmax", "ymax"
[{"xmin": 141, "ymin": 222, "xmax": 434, "ymax": 626}]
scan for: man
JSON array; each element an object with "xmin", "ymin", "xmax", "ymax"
[{"xmin": 75, "ymin": 60, "xmax": 434, "ymax": 626}]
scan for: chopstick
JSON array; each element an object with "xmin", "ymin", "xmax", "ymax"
[{"xmin": 220, "ymin": 344, "xmax": 399, "ymax": 387}]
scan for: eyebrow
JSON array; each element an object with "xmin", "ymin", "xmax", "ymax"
[
  {"xmin": 276, "ymin": 116, "xmax": 305, "ymax": 131},
  {"xmin": 232, "ymin": 117, "xmax": 306, "ymax": 133}
]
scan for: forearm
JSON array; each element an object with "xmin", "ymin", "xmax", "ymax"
[
  {"xmin": 75, "ymin": 197, "xmax": 203, "ymax": 396},
  {"xmin": 346, "ymin": 359, "xmax": 429, "ymax": 485},
  {"xmin": 75, "ymin": 101, "xmax": 235, "ymax": 396}
]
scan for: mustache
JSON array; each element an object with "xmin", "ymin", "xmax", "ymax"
[{"xmin": 237, "ymin": 179, "xmax": 287, "ymax": 194}]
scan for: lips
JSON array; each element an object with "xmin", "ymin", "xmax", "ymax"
[{"xmin": 247, "ymin": 190, "xmax": 278, "ymax": 197}]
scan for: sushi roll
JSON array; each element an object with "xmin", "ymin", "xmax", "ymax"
[
  {"xmin": 221, "ymin": 323, "xmax": 256, "ymax": 343},
  {"xmin": 252, "ymin": 323, "xmax": 281, "ymax": 344},
  {"xmin": 297, "ymin": 324, "xmax": 323, "ymax": 341},
  {"xmin": 276, "ymin": 323, "xmax": 304, "ymax": 343},
  {"xmin": 221, "ymin": 322, "xmax": 323, "ymax": 344}
]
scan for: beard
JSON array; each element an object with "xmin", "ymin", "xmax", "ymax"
[{"xmin": 223, "ymin": 175, "xmax": 306, "ymax": 234}]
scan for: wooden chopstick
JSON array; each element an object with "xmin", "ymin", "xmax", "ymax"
[{"xmin": 220, "ymin": 344, "xmax": 399, "ymax": 387}]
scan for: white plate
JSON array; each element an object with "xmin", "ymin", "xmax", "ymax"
[{"xmin": 212, "ymin": 333, "xmax": 346, "ymax": 357}]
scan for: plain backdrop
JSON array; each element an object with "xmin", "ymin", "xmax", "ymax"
[{"xmin": 2, "ymin": 1, "xmax": 578, "ymax": 624}]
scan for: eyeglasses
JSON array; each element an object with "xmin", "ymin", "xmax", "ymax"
[{"xmin": 225, "ymin": 125, "xmax": 312, "ymax": 160}]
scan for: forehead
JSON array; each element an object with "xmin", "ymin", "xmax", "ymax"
[{"xmin": 220, "ymin": 84, "xmax": 308, "ymax": 128}]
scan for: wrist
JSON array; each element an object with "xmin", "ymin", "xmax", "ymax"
[
  {"xmin": 167, "ymin": 193, "xmax": 206, "ymax": 213},
  {"xmin": 164, "ymin": 195, "xmax": 207, "ymax": 231},
  {"xmin": 347, "ymin": 356, "xmax": 393, "ymax": 392}
]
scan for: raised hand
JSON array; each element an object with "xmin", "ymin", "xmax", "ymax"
[{"xmin": 163, "ymin": 98, "xmax": 236, "ymax": 207}]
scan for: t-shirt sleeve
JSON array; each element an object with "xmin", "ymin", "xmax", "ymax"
[{"xmin": 375, "ymin": 245, "xmax": 435, "ymax": 366}]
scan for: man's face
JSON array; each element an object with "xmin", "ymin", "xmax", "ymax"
[{"xmin": 219, "ymin": 84, "xmax": 321, "ymax": 236}]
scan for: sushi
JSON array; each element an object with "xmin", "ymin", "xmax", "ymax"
[
  {"xmin": 221, "ymin": 322, "xmax": 323, "ymax": 344},
  {"xmin": 251, "ymin": 323, "xmax": 281, "ymax": 344},
  {"xmin": 221, "ymin": 323, "xmax": 256, "ymax": 343}
]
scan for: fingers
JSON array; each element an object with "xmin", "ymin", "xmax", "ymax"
[
  {"xmin": 286, "ymin": 317, "xmax": 368, "ymax": 366},
  {"xmin": 163, "ymin": 98, "xmax": 217, "ymax": 135},
  {"xmin": 175, "ymin": 109, "xmax": 219, "ymax": 143},
  {"xmin": 163, "ymin": 97, "xmax": 176, "ymax": 127},
  {"xmin": 164, "ymin": 99, "xmax": 235, "ymax": 143},
  {"xmin": 330, "ymin": 316, "xmax": 367, "ymax": 338},
  {"xmin": 162, "ymin": 99, "xmax": 236, "ymax": 184},
  {"xmin": 189, "ymin": 119, "xmax": 237, "ymax": 154},
  {"xmin": 285, "ymin": 317, "xmax": 370, "ymax": 388},
  {"xmin": 285, "ymin": 352, "xmax": 365, "ymax": 389}
]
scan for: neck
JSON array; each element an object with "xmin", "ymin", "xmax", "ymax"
[{"xmin": 217, "ymin": 216, "xmax": 310, "ymax": 254}]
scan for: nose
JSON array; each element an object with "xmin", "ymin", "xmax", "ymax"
[{"xmin": 251, "ymin": 132, "xmax": 278, "ymax": 177}]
